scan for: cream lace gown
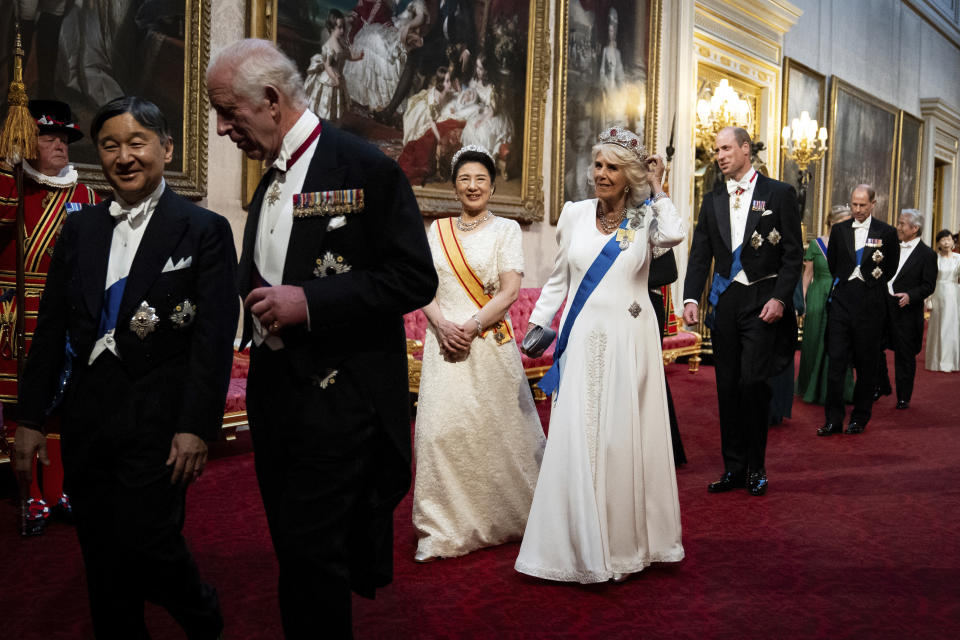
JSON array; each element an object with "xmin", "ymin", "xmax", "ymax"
[
  {"xmin": 515, "ymin": 198, "xmax": 686, "ymax": 583},
  {"xmin": 413, "ymin": 217, "xmax": 546, "ymax": 559},
  {"xmin": 925, "ymin": 253, "xmax": 960, "ymax": 372}
]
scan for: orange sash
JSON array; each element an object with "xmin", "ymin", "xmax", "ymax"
[{"xmin": 436, "ymin": 216, "xmax": 514, "ymax": 345}]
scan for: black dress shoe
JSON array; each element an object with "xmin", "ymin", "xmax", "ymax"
[
  {"xmin": 873, "ymin": 387, "xmax": 892, "ymax": 401},
  {"xmin": 817, "ymin": 423, "xmax": 843, "ymax": 436},
  {"xmin": 896, "ymin": 400, "xmax": 910, "ymax": 410},
  {"xmin": 845, "ymin": 422, "xmax": 866, "ymax": 434},
  {"xmin": 707, "ymin": 472, "xmax": 745, "ymax": 493},
  {"xmin": 747, "ymin": 469, "xmax": 768, "ymax": 496}
]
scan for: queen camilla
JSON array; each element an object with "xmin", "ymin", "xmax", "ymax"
[{"xmin": 515, "ymin": 127, "xmax": 686, "ymax": 583}]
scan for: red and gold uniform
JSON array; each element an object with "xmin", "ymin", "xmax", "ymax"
[{"xmin": 0, "ymin": 161, "xmax": 98, "ymax": 523}]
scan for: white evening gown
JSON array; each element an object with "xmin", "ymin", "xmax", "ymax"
[
  {"xmin": 304, "ymin": 43, "xmax": 350, "ymax": 121},
  {"xmin": 925, "ymin": 253, "xmax": 960, "ymax": 372},
  {"xmin": 413, "ymin": 217, "xmax": 546, "ymax": 559},
  {"xmin": 515, "ymin": 197, "xmax": 686, "ymax": 583}
]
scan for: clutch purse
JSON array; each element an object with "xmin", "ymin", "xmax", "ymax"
[{"xmin": 521, "ymin": 325, "xmax": 556, "ymax": 358}]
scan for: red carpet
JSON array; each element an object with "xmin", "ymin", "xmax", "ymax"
[{"xmin": 3, "ymin": 351, "xmax": 959, "ymax": 639}]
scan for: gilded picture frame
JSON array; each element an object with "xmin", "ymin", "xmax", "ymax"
[
  {"xmin": 894, "ymin": 110, "xmax": 923, "ymax": 217},
  {"xmin": 780, "ymin": 58, "xmax": 826, "ymax": 241},
  {"xmin": 1, "ymin": 1, "xmax": 211, "ymax": 197},
  {"xmin": 824, "ymin": 77, "xmax": 900, "ymax": 224},
  {"xmin": 551, "ymin": 0, "xmax": 662, "ymax": 224},
  {"xmin": 244, "ymin": 0, "xmax": 549, "ymax": 223}
]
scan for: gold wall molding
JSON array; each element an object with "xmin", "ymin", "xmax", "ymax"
[
  {"xmin": 694, "ymin": 6, "xmax": 781, "ymax": 64},
  {"xmin": 693, "ymin": 32, "xmax": 782, "ymax": 176}
]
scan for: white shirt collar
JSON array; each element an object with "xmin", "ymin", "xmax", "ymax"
[
  {"xmin": 271, "ymin": 110, "xmax": 320, "ymax": 172},
  {"xmin": 852, "ymin": 216, "xmax": 872, "ymax": 230},
  {"xmin": 109, "ymin": 178, "xmax": 165, "ymax": 222},
  {"xmin": 726, "ymin": 168, "xmax": 757, "ymax": 193},
  {"xmin": 900, "ymin": 236, "xmax": 920, "ymax": 249}
]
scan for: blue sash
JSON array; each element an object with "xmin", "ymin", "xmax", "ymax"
[
  {"xmin": 703, "ymin": 244, "xmax": 743, "ymax": 330},
  {"xmin": 816, "ymin": 237, "xmax": 828, "ymax": 260},
  {"xmin": 832, "ymin": 247, "xmax": 864, "ymax": 287},
  {"xmin": 96, "ymin": 277, "xmax": 127, "ymax": 340},
  {"xmin": 536, "ymin": 217, "xmax": 631, "ymax": 397}
]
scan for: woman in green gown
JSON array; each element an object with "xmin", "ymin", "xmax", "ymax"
[{"xmin": 796, "ymin": 206, "xmax": 855, "ymax": 404}]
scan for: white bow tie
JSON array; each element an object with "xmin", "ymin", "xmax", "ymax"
[
  {"xmin": 726, "ymin": 178, "xmax": 751, "ymax": 194},
  {"xmin": 852, "ymin": 219, "xmax": 870, "ymax": 229},
  {"xmin": 900, "ymin": 241, "xmax": 913, "ymax": 249},
  {"xmin": 108, "ymin": 200, "xmax": 147, "ymax": 223}
]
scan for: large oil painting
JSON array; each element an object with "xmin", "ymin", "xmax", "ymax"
[
  {"xmin": 825, "ymin": 77, "xmax": 899, "ymax": 224},
  {"xmin": 895, "ymin": 111, "xmax": 923, "ymax": 216},
  {"xmin": 551, "ymin": 0, "xmax": 661, "ymax": 223},
  {"xmin": 248, "ymin": 0, "xmax": 549, "ymax": 222},
  {"xmin": 0, "ymin": 0, "xmax": 210, "ymax": 196}
]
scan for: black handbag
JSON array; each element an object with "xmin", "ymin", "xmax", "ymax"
[{"xmin": 520, "ymin": 325, "xmax": 557, "ymax": 358}]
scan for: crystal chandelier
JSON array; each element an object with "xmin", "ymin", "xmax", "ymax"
[
  {"xmin": 695, "ymin": 79, "xmax": 753, "ymax": 152},
  {"xmin": 781, "ymin": 111, "xmax": 827, "ymax": 171}
]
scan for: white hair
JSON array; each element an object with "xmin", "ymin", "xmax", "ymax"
[
  {"xmin": 207, "ymin": 39, "xmax": 308, "ymax": 109},
  {"xmin": 591, "ymin": 142, "xmax": 652, "ymax": 207},
  {"xmin": 899, "ymin": 208, "xmax": 924, "ymax": 231}
]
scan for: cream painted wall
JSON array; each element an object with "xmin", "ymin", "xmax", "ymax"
[
  {"xmin": 202, "ymin": 0, "xmax": 247, "ymax": 258},
  {"xmin": 783, "ymin": 0, "xmax": 960, "ymax": 115}
]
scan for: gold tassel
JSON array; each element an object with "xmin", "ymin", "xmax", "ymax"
[{"xmin": 0, "ymin": 27, "xmax": 38, "ymax": 164}]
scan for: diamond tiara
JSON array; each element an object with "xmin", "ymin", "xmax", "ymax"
[
  {"xmin": 597, "ymin": 126, "xmax": 647, "ymax": 162},
  {"xmin": 451, "ymin": 144, "xmax": 494, "ymax": 173}
]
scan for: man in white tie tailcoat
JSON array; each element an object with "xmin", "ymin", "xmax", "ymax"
[
  {"xmin": 818, "ymin": 185, "xmax": 899, "ymax": 436},
  {"xmin": 683, "ymin": 127, "xmax": 802, "ymax": 496},
  {"xmin": 14, "ymin": 96, "xmax": 238, "ymax": 639}
]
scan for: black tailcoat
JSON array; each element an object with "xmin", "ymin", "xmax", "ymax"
[
  {"xmin": 878, "ymin": 239, "xmax": 937, "ymax": 402},
  {"xmin": 18, "ymin": 187, "xmax": 238, "ymax": 637},
  {"xmin": 682, "ymin": 173, "xmax": 802, "ymax": 475},
  {"xmin": 238, "ymin": 121, "xmax": 437, "ymax": 632},
  {"xmin": 824, "ymin": 216, "xmax": 900, "ymax": 425},
  {"xmin": 20, "ymin": 187, "xmax": 239, "ymax": 437}
]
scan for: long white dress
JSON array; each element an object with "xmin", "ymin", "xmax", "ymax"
[
  {"xmin": 304, "ymin": 42, "xmax": 350, "ymax": 121},
  {"xmin": 515, "ymin": 197, "xmax": 686, "ymax": 583},
  {"xmin": 925, "ymin": 253, "xmax": 960, "ymax": 372},
  {"xmin": 413, "ymin": 217, "xmax": 546, "ymax": 559}
]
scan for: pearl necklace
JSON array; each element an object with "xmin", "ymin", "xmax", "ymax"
[
  {"xmin": 596, "ymin": 202, "xmax": 626, "ymax": 234},
  {"xmin": 456, "ymin": 211, "xmax": 492, "ymax": 231}
]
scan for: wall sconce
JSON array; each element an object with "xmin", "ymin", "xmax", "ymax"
[{"xmin": 781, "ymin": 110, "xmax": 827, "ymax": 211}]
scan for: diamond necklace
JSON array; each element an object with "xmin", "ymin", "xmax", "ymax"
[
  {"xmin": 596, "ymin": 201, "xmax": 626, "ymax": 234},
  {"xmin": 456, "ymin": 211, "xmax": 492, "ymax": 231}
]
